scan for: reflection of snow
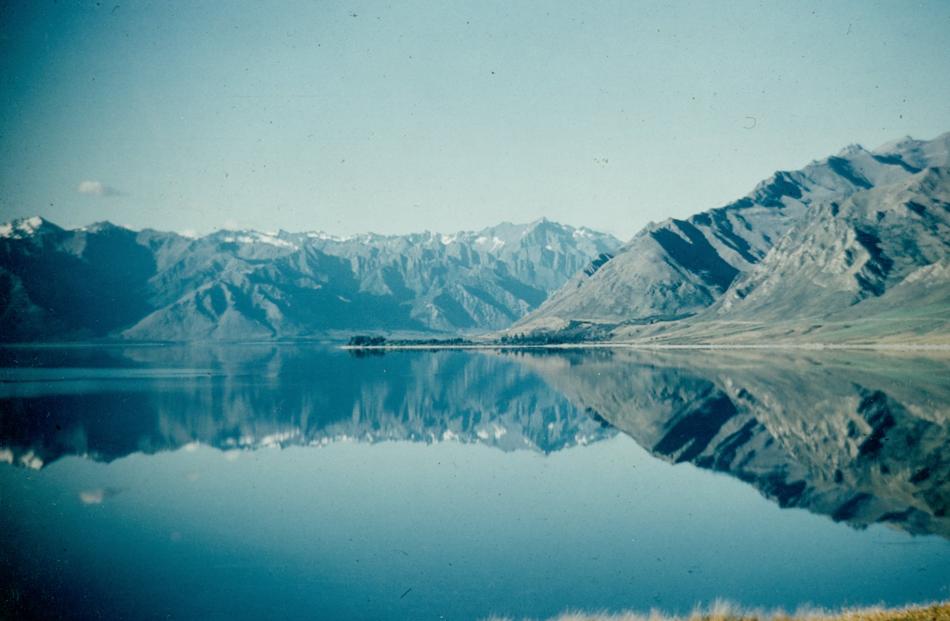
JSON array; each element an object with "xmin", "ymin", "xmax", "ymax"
[
  {"xmin": 79, "ymin": 487, "xmax": 123, "ymax": 505},
  {"xmin": 19, "ymin": 450, "xmax": 43, "ymax": 469},
  {"xmin": 574, "ymin": 433, "xmax": 595, "ymax": 446},
  {"xmin": 240, "ymin": 430, "xmax": 301, "ymax": 449},
  {"xmin": 475, "ymin": 423, "xmax": 508, "ymax": 441},
  {"xmin": 79, "ymin": 489, "xmax": 105, "ymax": 504}
]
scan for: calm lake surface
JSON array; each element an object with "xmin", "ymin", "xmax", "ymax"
[{"xmin": 1, "ymin": 345, "xmax": 948, "ymax": 620}]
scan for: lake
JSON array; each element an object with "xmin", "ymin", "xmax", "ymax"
[{"xmin": 0, "ymin": 345, "xmax": 948, "ymax": 620}]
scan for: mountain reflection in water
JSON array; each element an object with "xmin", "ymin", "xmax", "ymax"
[
  {"xmin": 516, "ymin": 349, "xmax": 950, "ymax": 539},
  {"xmin": 0, "ymin": 346, "xmax": 947, "ymax": 539}
]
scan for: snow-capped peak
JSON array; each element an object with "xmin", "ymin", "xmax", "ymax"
[
  {"xmin": 473, "ymin": 235, "xmax": 505, "ymax": 251},
  {"xmin": 305, "ymin": 231, "xmax": 354, "ymax": 242},
  {"xmin": 836, "ymin": 143, "xmax": 866, "ymax": 157},
  {"xmin": 572, "ymin": 227, "xmax": 597, "ymax": 240},
  {"xmin": 872, "ymin": 135, "xmax": 918, "ymax": 154},
  {"xmin": 0, "ymin": 216, "xmax": 56, "ymax": 239},
  {"xmin": 221, "ymin": 231, "xmax": 298, "ymax": 249}
]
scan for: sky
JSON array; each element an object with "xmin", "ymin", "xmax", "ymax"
[{"xmin": 1, "ymin": 1, "xmax": 949, "ymax": 240}]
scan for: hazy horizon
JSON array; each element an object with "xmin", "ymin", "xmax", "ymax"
[
  {"xmin": 7, "ymin": 212, "xmax": 623, "ymax": 238},
  {"xmin": 2, "ymin": 1, "xmax": 950, "ymax": 239},
  {"xmin": 5, "ymin": 128, "xmax": 950, "ymax": 239}
]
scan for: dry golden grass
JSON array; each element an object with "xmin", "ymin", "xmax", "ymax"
[{"xmin": 484, "ymin": 601, "xmax": 950, "ymax": 621}]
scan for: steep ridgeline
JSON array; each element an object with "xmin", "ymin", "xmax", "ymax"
[
  {"xmin": 0, "ymin": 218, "xmax": 618, "ymax": 341},
  {"xmin": 514, "ymin": 133, "xmax": 950, "ymax": 336},
  {"xmin": 641, "ymin": 165, "xmax": 950, "ymax": 343}
]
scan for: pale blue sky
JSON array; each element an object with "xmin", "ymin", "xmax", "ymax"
[{"xmin": 1, "ymin": 0, "xmax": 949, "ymax": 238}]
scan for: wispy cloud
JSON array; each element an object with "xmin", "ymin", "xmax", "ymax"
[{"xmin": 77, "ymin": 180, "xmax": 124, "ymax": 197}]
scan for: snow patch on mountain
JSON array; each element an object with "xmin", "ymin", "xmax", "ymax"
[
  {"xmin": 221, "ymin": 233, "xmax": 298, "ymax": 249},
  {"xmin": 0, "ymin": 216, "xmax": 51, "ymax": 239}
]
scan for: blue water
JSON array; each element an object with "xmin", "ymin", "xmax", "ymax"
[{"xmin": 0, "ymin": 346, "xmax": 947, "ymax": 619}]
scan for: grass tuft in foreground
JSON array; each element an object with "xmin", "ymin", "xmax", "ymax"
[{"xmin": 484, "ymin": 601, "xmax": 950, "ymax": 621}]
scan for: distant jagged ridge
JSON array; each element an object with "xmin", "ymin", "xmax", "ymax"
[
  {"xmin": 0, "ymin": 218, "xmax": 618, "ymax": 341},
  {"xmin": 515, "ymin": 132, "xmax": 950, "ymax": 342}
]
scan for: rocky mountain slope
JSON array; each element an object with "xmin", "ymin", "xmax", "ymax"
[
  {"xmin": 628, "ymin": 165, "xmax": 950, "ymax": 343},
  {"xmin": 0, "ymin": 218, "xmax": 618, "ymax": 341},
  {"xmin": 514, "ymin": 133, "xmax": 950, "ymax": 342}
]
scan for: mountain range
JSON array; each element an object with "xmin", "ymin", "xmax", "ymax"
[
  {"xmin": 2, "ymin": 132, "xmax": 948, "ymax": 344},
  {"xmin": 0, "ymin": 218, "xmax": 617, "ymax": 341},
  {"xmin": 515, "ymin": 132, "xmax": 950, "ymax": 344}
]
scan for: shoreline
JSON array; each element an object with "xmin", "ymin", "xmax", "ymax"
[
  {"xmin": 2, "ymin": 340, "xmax": 949, "ymax": 352},
  {"xmin": 341, "ymin": 341, "xmax": 950, "ymax": 352}
]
